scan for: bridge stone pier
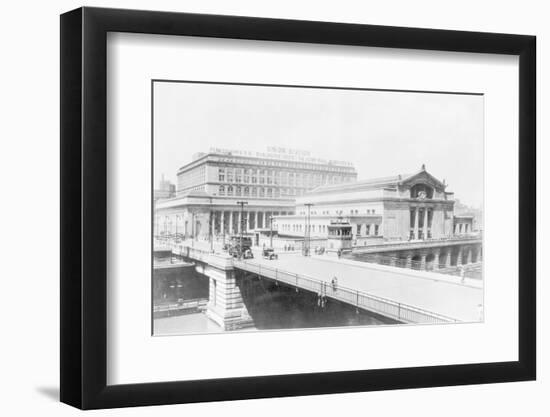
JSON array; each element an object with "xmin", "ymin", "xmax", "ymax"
[{"xmin": 180, "ymin": 246, "xmax": 254, "ymax": 330}]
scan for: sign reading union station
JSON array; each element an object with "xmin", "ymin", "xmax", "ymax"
[{"xmin": 206, "ymin": 146, "xmax": 353, "ymax": 167}]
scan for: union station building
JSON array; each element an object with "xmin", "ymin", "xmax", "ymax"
[
  {"xmin": 155, "ymin": 147, "xmax": 356, "ymax": 237},
  {"xmin": 274, "ymin": 164, "xmax": 460, "ymax": 245},
  {"xmin": 155, "ymin": 148, "xmax": 481, "ymax": 271}
]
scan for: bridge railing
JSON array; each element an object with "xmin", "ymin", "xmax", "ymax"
[
  {"xmin": 235, "ymin": 260, "xmax": 458, "ymax": 325},
  {"xmin": 352, "ymin": 234, "xmax": 482, "ymax": 254},
  {"xmin": 168, "ymin": 243, "xmax": 459, "ymax": 324},
  {"xmin": 350, "ymin": 252, "xmax": 483, "ymax": 274}
]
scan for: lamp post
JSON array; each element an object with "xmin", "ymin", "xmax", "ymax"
[
  {"xmin": 236, "ymin": 201, "xmax": 248, "ymax": 259},
  {"xmin": 175, "ymin": 215, "xmax": 180, "ymax": 241},
  {"xmin": 303, "ymin": 203, "xmax": 313, "ymax": 256},
  {"xmin": 191, "ymin": 210, "xmax": 195, "ymax": 248},
  {"xmin": 209, "ymin": 197, "xmax": 214, "ymax": 253},
  {"xmin": 269, "ymin": 215, "xmax": 274, "ymax": 248},
  {"xmin": 222, "ymin": 212, "xmax": 226, "ymax": 247}
]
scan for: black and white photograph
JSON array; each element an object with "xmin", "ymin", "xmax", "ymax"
[{"xmin": 152, "ymin": 81, "xmax": 484, "ymax": 336}]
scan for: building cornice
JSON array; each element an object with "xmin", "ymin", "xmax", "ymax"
[
  {"xmin": 296, "ymin": 196, "xmax": 454, "ymax": 207},
  {"xmin": 176, "ymin": 152, "xmax": 357, "ymax": 175}
]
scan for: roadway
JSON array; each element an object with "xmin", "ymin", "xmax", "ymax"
[{"xmin": 172, "ymin": 239, "xmax": 483, "ymax": 323}]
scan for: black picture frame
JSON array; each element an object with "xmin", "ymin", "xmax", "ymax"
[{"xmin": 60, "ymin": 6, "xmax": 536, "ymax": 410}]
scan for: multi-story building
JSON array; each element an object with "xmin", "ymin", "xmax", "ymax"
[
  {"xmin": 274, "ymin": 164, "xmax": 456, "ymax": 244},
  {"xmin": 273, "ymin": 165, "xmax": 482, "ymax": 272},
  {"xmin": 155, "ymin": 147, "xmax": 357, "ymax": 239},
  {"xmin": 177, "ymin": 147, "xmax": 357, "ymax": 198}
]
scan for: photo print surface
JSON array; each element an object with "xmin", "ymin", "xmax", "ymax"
[{"xmin": 152, "ymin": 80, "xmax": 484, "ymax": 336}]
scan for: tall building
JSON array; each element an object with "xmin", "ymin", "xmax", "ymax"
[
  {"xmin": 153, "ymin": 174, "xmax": 176, "ymax": 201},
  {"xmin": 155, "ymin": 147, "xmax": 357, "ymax": 238},
  {"xmin": 177, "ymin": 147, "xmax": 357, "ymax": 198}
]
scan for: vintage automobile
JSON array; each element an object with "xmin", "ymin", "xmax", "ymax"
[
  {"xmin": 314, "ymin": 246, "xmax": 325, "ymax": 255},
  {"xmin": 262, "ymin": 248, "xmax": 278, "ymax": 260},
  {"xmin": 229, "ymin": 245, "xmax": 254, "ymax": 259}
]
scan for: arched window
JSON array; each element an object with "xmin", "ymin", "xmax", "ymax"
[
  {"xmin": 410, "ymin": 183, "xmax": 434, "ymax": 199},
  {"xmin": 227, "ymin": 185, "xmax": 233, "ymax": 196},
  {"xmin": 219, "ymin": 185, "xmax": 225, "ymax": 196}
]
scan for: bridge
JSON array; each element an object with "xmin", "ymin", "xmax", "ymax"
[
  {"xmin": 350, "ymin": 235, "xmax": 483, "ymax": 273},
  {"xmin": 160, "ymin": 241, "xmax": 483, "ymax": 331}
]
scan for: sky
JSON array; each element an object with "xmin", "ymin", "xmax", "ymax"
[{"xmin": 153, "ymin": 81, "xmax": 484, "ymax": 208}]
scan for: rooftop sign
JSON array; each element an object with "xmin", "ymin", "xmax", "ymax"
[{"xmin": 207, "ymin": 146, "xmax": 354, "ymax": 167}]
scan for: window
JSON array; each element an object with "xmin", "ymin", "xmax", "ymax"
[
  {"xmin": 244, "ymin": 186, "xmax": 250, "ymax": 196},
  {"xmin": 219, "ymin": 185, "xmax": 225, "ymax": 196},
  {"xmin": 374, "ymin": 224, "xmax": 379, "ymax": 236},
  {"xmin": 218, "ymin": 168, "xmax": 225, "ymax": 182},
  {"xmin": 236, "ymin": 186, "xmax": 242, "ymax": 196},
  {"xmin": 244, "ymin": 169, "xmax": 250, "ymax": 183},
  {"xmin": 259, "ymin": 187, "xmax": 265, "ymax": 197},
  {"xmin": 411, "ymin": 183, "xmax": 434, "ymax": 199},
  {"xmin": 227, "ymin": 169, "xmax": 233, "ymax": 182},
  {"xmin": 227, "ymin": 185, "xmax": 233, "ymax": 196},
  {"xmin": 267, "ymin": 188, "xmax": 273, "ymax": 198},
  {"xmin": 235, "ymin": 169, "xmax": 242, "ymax": 183},
  {"xmin": 366, "ymin": 224, "xmax": 370, "ymax": 235}
]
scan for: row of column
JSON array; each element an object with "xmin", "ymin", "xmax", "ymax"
[
  {"xmin": 411, "ymin": 206, "xmax": 431, "ymax": 240},
  {"xmin": 454, "ymin": 223, "xmax": 470, "ymax": 234},
  {"xmin": 378, "ymin": 245, "xmax": 482, "ymax": 271},
  {"xmin": 210, "ymin": 210, "xmax": 289, "ymax": 235}
]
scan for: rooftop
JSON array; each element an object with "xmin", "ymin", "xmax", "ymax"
[{"xmin": 305, "ymin": 165, "xmax": 448, "ymax": 196}]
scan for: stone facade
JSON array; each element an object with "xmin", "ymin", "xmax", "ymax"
[{"xmin": 273, "ymin": 165, "xmax": 457, "ymax": 244}]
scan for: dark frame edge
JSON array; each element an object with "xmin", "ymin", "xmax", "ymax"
[
  {"xmin": 60, "ymin": 7, "xmax": 84, "ymax": 409},
  {"xmin": 517, "ymin": 35, "xmax": 536, "ymax": 380}
]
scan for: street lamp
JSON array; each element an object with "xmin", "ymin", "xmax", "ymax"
[
  {"xmin": 269, "ymin": 215, "xmax": 274, "ymax": 248},
  {"xmin": 236, "ymin": 201, "xmax": 248, "ymax": 259},
  {"xmin": 190, "ymin": 210, "xmax": 195, "ymax": 248},
  {"xmin": 303, "ymin": 203, "xmax": 313, "ymax": 256},
  {"xmin": 209, "ymin": 197, "xmax": 214, "ymax": 253}
]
